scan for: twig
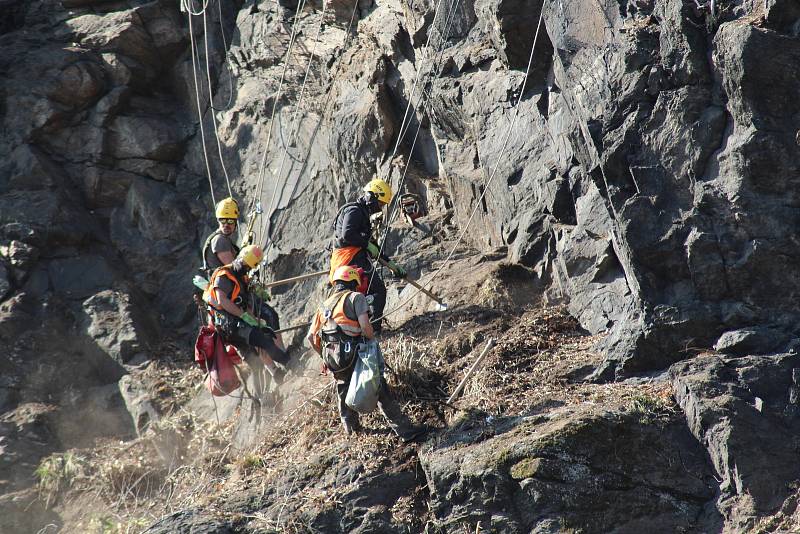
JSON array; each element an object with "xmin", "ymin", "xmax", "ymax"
[{"xmin": 447, "ymin": 338, "xmax": 496, "ymax": 404}]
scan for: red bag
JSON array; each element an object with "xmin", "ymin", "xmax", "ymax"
[
  {"xmin": 194, "ymin": 324, "xmax": 218, "ymax": 370},
  {"xmin": 204, "ymin": 336, "xmax": 243, "ymax": 397}
]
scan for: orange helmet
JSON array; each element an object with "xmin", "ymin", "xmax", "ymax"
[{"xmin": 332, "ymin": 265, "xmax": 361, "ymax": 285}]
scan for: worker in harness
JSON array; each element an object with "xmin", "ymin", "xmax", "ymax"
[
  {"xmin": 330, "ymin": 178, "xmax": 407, "ymax": 334},
  {"xmin": 199, "ymin": 197, "xmax": 284, "ymax": 351},
  {"xmin": 307, "ymin": 265, "xmax": 426, "ymax": 441},
  {"xmin": 202, "ymin": 197, "xmax": 241, "ymax": 276},
  {"xmin": 204, "ymin": 245, "xmax": 290, "ymax": 382}
]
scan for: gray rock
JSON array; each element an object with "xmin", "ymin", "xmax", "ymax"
[
  {"xmin": 109, "ymin": 115, "xmax": 189, "ymax": 162},
  {"xmin": 714, "ymin": 327, "xmax": 790, "ymax": 356},
  {"xmin": 671, "ymin": 353, "xmax": 800, "ymax": 526},
  {"xmin": 119, "ymin": 374, "xmax": 160, "ymax": 436},
  {"xmin": 0, "ymin": 263, "xmax": 10, "ymax": 302},
  {"xmin": 145, "ymin": 510, "xmax": 236, "ymax": 534},
  {"xmin": 421, "ymin": 407, "xmax": 717, "ymax": 532},
  {"xmin": 82, "ymin": 289, "xmax": 157, "ymax": 364},
  {"xmin": 48, "ymin": 255, "xmax": 114, "ymax": 300}
]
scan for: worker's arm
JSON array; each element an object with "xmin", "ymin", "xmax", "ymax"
[
  {"xmin": 307, "ymin": 331, "xmax": 322, "ymax": 355},
  {"xmin": 216, "ymin": 250, "xmax": 236, "ymax": 265},
  {"xmin": 357, "ymin": 312, "xmax": 374, "ymax": 339},
  {"xmin": 216, "ymin": 291, "xmax": 244, "ymax": 318},
  {"xmin": 306, "ymin": 314, "xmax": 323, "ymax": 355}
]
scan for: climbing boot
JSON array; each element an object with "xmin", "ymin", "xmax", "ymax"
[
  {"xmin": 342, "ymin": 417, "xmax": 362, "ymax": 436},
  {"xmin": 400, "ymin": 425, "xmax": 430, "ymax": 444}
]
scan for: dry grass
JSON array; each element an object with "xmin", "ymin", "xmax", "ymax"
[{"xmin": 48, "ymin": 302, "xmax": 682, "ymax": 532}]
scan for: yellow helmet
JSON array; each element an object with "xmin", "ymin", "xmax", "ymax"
[
  {"xmin": 215, "ymin": 197, "xmax": 239, "ymax": 219},
  {"xmin": 363, "ymin": 178, "xmax": 392, "ymax": 205},
  {"xmin": 332, "ymin": 265, "xmax": 361, "ymax": 284},
  {"xmin": 238, "ymin": 245, "xmax": 263, "ymax": 269}
]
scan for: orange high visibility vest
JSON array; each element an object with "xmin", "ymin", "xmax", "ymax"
[
  {"xmin": 310, "ymin": 290, "xmax": 363, "ymax": 342},
  {"xmin": 329, "ymin": 246, "xmax": 361, "ymax": 283},
  {"xmin": 203, "ymin": 266, "xmax": 244, "ymax": 312}
]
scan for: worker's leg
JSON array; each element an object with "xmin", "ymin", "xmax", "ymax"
[
  {"xmin": 248, "ymin": 327, "xmax": 289, "ymax": 365},
  {"xmin": 376, "ymin": 377, "xmax": 417, "ymax": 439},
  {"xmin": 325, "ymin": 342, "xmax": 360, "ymax": 433},
  {"xmin": 333, "ymin": 366, "xmax": 361, "ymax": 434},
  {"xmin": 350, "ymin": 250, "xmax": 386, "ymax": 333},
  {"xmin": 258, "ymin": 302, "xmax": 285, "ymax": 351}
]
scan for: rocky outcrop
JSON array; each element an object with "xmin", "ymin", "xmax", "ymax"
[
  {"xmin": 671, "ymin": 352, "xmax": 800, "ymax": 529},
  {"xmin": 422, "ymin": 407, "xmax": 718, "ymax": 532},
  {"xmin": 3, "ymin": 0, "xmax": 800, "ymax": 531}
]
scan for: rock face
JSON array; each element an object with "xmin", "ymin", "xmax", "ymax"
[
  {"xmin": 3, "ymin": 0, "xmax": 800, "ymax": 531},
  {"xmin": 671, "ymin": 352, "xmax": 800, "ymax": 530},
  {"xmin": 421, "ymin": 407, "xmax": 718, "ymax": 532}
]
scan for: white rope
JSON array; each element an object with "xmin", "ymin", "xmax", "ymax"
[
  {"xmin": 378, "ymin": 1, "xmax": 548, "ymax": 323},
  {"xmin": 261, "ymin": 2, "xmax": 360, "ymax": 255},
  {"xmin": 214, "ymin": 0, "xmax": 235, "ymax": 110},
  {"xmin": 367, "ymin": 0, "xmax": 464, "ymax": 293},
  {"xmin": 259, "ymin": 0, "xmax": 328, "ymax": 247},
  {"xmin": 203, "ymin": 7, "xmax": 234, "ymax": 198},
  {"xmin": 187, "ymin": 8, "xmax": 217, "ymax": 206},
  {"xmin": 249, "ymin": 0, "xmax": 310, "ymax": 240},
  {"xmin": 181, "ymin": 0, "xmax": 210, "ymax": 16}
]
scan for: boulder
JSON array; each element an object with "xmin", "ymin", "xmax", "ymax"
[
  {"xmin": 671, "ymin": 353, "xmax": 800, "ymax": 526},
  {"xmin": 82, "ymin": 289, "xmax": 157, "ymax": 364},
  {"xmin": 65, "ymin": 11, "xmax": 158, "ymax": 70},
  {"xmin": 119, "ymin": 374, "xmax": 160, "ymax": 436}
]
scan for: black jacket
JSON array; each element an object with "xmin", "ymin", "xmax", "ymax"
[{"xmin": 333, "ymin": 200, "xmax": 372, "ymax": 249}]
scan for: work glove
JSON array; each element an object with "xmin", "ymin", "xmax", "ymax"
[
  {"xmin": 366, "ymin": 241, "xmax": 380, "ymax": 259},
  {"xmin": 251, "ymin": 285, "xmax": 271, "ymax": 302},
  {"xmin": 388, "ymin": 261, "xmax": 407, "ymax": 279},
  {"xmin": 241, "ymin": 311, "xmax": 267, "ymax": 328}
]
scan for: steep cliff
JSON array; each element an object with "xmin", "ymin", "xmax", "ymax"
[{"xmin": 3, "ymin": 0, "xmax": 800, "ymax": 531}]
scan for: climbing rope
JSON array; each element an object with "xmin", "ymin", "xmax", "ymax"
[
  {"xmin": 181, "ymin": 0, "xmax": 210, "ymax": 16},
  {"xmin": 187, "ymin": 4, "xmax": 217, "ymax": 206},
  {"xmin": 258, "ymin": 0, "xmax": 329, "ymax": 249},
  {"xmin": 376, "ymin": 0, "xmax": 549, "ymax": 324},
  {"xmin": 367, "ymin": 0, "xmax": 466, "ymax": 293},
  {"xmin": 202, "ymin": 8, "xmax": 234, "ymax": 197},
  {"xmin": 248, "ymin": 0, "xmax": 311, "ymax": 243},
  {"xmin": 213, "ymin": 0, "xmax": 235, "ymax": 111},
  {"xmin": 260, "ymin": 2, "xmax": 361, "ymax": 255}
]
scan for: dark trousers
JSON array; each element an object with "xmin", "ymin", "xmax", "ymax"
[
  {"xmin": 349, "ymin": 249, "xmax": 386, "ymax": 331},
  {"xmin": 326, "ymin": 341, "xmax": 414, "ymax": 438},
  {"xmin": 214, "ymin": 312, "xmax": 288, "ymax": 365}
]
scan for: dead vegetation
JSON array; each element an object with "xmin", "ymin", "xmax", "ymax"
[{"xmin": 40, "ymin": 283, "xmax": 680, "ymax": 532}]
